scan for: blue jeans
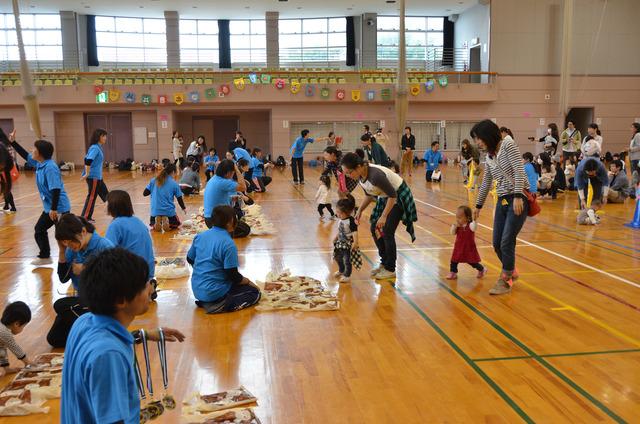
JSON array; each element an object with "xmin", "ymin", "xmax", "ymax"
[
  {"xmin": 335, "ymin": 248, "xmax": 352, "ymax": 277},
  {"xmin": 492, "ymin": 195, "xmax": 528, "ymax": 273}
]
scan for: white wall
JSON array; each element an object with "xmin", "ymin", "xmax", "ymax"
[{"xmin": 454, "ymin": 3, "xmax": 490, "ymax": 72}]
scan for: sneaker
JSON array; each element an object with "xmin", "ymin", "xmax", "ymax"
[
  {"xmin": 333, "ymin": 271, "xmax": 342, "ymax": 277},
  {"xmin": 300, "ymin": 181, "xmax": 305, "ymax": 185},
  {"xmin": 511, "ymin": 268, "xmax": 519, "ymax": 281},
  {"xmin": 31, "ymin": 257, "xmax": 53, "ymax": 266},
  {"xmin": 153, "ymin": 218, "xmax": 163, "ymax": 232},
  {"xmin": 5, "ymin": 209, "xmax": 16, "ymax": 214},
  {"xmin": 476, "ymin": 268, "xmax": 488, "ymax": 279},
  {"xmin": 339, "ymin": 275, "xmax": 351, "ymax": 283},
  {"xmin": 330, "ymin": 215, "xmax": 337, "ymax": 220},
  {"xmin": 2, "ymin": 205, "xmax": 8, "ymax": 211},
  {"xmin": 489, "ymin": 274, "xmax": 513, "ymax": 295},
  {"xmin": 375, "ymin": 269, "xmax": 396, "ymax": 280},
  {"xmin": 293, "ymin": 181, "xmax": 299, "ymax": 185},
  {"xmin": 161, "ymin": 216, "xmax": 171, "ymax": 232},
  {"xmin": 445, "ymin": 272, "xmax": 457, "ymax": 280},
  {"xmin": 587, "ymin": 209, "xmax": 597, "ymax": 225},
  {"xmin": 370, "ymin": 265, "xmax": 384, "ymax": 277}
]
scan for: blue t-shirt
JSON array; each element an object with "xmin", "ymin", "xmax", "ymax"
[
  {"xmin": 233, "ymin": 147, "xmax": 253, "ymax": 166},
  {"xmin": 423, "ymin": 150, "xmax": 443, "ymax": 171},
  {"xmin": 105, "ymin": 216, "xmax": 155, "ymax": 278},
  {"xmin": 524, "ymin": 162, "xmax": 538, "ymax": 194},
  {"xmin": 84, "ymin": 144, "xmax": 104, "ymax": 180},
  {"xmin": 290, "ymin": 136, "xmax": 314, "ymax": 158},
  {"xmin": 61, "ymin": 313, "xmax": 138, "ymax": 424},
  {"xmin": 575, "ymin": 158, "xmax": 609, "ymax": 190},
  {"xmin": 145, "ymin": 176, "xmax": 183, "ymax": 217},
  {"xmin": 204, "ymin": 155, "xmax": 219, "ymax": 171},
  {"xmin": 251, "ymin": 157, "xmax": 263, "ymax": 178},
  {"xmin": 28, "ymin": 155, "xmax": 71, "ymax": 213},
  {"xmin": 203, "ymin": 176, "xmax": 237, "ymax": 218},
  {"xmin": 64, "ymin": 233, "xmax": 114, "ymax": 289},
  {"xmin": 187, "ymin": 226, "xmax": 239, "ymax": 302}
]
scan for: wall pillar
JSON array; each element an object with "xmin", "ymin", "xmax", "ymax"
[
  {"xmin": 60, "ymin": 11, "xmax": 79, "ymax": 70},
  {"xmin": 165, "ymin": 11, "xmax": 180, "ymax": 69},
  {"xmin": 360, "ymin": 13, "xmax": 377, "ymax": 69},
  {"xmin": 266, "ymin": 11, "xmax": 279, "ymax": 69}
]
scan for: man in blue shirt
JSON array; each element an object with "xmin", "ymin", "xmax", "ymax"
[
  {"xmin": 61, "ymin": 248, "xmax": 185, "ymax": 424},
  {"xmin": 423, "ymin": 141, "xmax": 443, "ymax": 182},
  {"xmin": 203, "ymin": 159, "xmax": 246, "ymax": 224},
  {"xmin": 9, "ymin": 136, "xmax": 71, "ymax": 266},
  {"xmin": 575, "ymin": 157, "xmax": 609, "ymax": 208},
  {"xmin": 187, "ymin": 205, "xmax": 260, "ymax": 314},
  {"xmin": 290, "ymin": 129, "xmax": 315, "ymax": 185}
]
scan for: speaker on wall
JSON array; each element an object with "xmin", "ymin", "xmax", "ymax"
[{"xmin": 447, "ymin": 14, "xmax": 459, "ymax": 23}]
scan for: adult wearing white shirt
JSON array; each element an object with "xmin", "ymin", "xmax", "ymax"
[{"xmin": 581, "ymin": 123, "xmax": 602, "ymax": 159}]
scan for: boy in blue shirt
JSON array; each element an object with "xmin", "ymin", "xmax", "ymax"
[
  {"xmin": 10, "ymin": 135, "xmax": 71, "ymax": 266},
  {"xmin": 204, "ymin": 148, "xmax": 219, "ymax": 181},
  {"xmin": 423, "ymin": 141, "xmax": 443, "ymax": 182},
  {"xmin": 522, "ymin": 152, "xmax": 539, "ymax": 195},
  {"xmin": 61, "ymin": 248, "xmax": 185, "ymax": 424},
  {"xmin": 81, "ymin": 129, "xmax": 109, "ymax": 222},
  {"xmin": 188, "ymin": 205, "xmax": 261, "ymax": 314}
]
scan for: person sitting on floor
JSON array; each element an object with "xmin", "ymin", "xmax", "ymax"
[
  {"xmin": 179, "ymin": 161, "xmax": 202, "ymax": 196},
  {"xmin": 607, "ymin": 159, "xmax": 630, "ymax": 203},
  {"xmin": 187, "ymin": 205, "xmax": 261, "ymax": 314},
  {"xmin": 143, "ymin": 164, "xmax": 187, "ymax": 232}
]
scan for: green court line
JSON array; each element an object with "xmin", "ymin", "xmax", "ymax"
[
  {"xmin": 360, "ymin": 252, "xmax": 534, "ymax": 423},
  {"xmin": 473, "ymin": 348, "xmax": 640, "ymax": 363},
  {"xmin": 396, "ymin": 251, "xmax": 627, "ymax": 424}
]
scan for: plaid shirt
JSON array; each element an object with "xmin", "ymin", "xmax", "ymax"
[{"xmin": 370, "ymin": 181, "xmax": 417, "ymax": 242}]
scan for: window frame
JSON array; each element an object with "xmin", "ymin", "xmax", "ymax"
[
  {"xmin": 376, "ymin": 15, "xmax": 445, "ymax": 65},
  {"xmin": 95, "ymin": 15, "xmax": 167, "ymax": 66},
  {"xmin": 0, "ymin": 13, "xmax": 63, "ymax": 70},
  {"xmin": 279, "ymin": 17, "xmax": 346, "ymax": 67}
]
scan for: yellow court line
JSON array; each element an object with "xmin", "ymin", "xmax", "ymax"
[{"xmin": 522, "ymin": 268, "xmax": 640, "ymax": 276}]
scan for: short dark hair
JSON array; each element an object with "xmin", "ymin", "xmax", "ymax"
[
  {"xmin": 632, "ymin": 122, "xmax": 640, "ymax": 134},
  {"xmin": 1, "ymin": 301, "xmax": 31, "ymax": 326},
  {"xmin": 458, "ymin": 205, "xmax": 473, "ymax": 223},
  {"xmin": 90, "ymin": 128, "xmax": 107, "ymax": 145},
  {"xmin": 404, "ymin": 126, "xmax": 412, "ymax": 132},
  {"xmin": 360, "ymin": 133, "xmax": 371, "ymax": 142},
  {"xmin": 354, "ymin": 148, "xmax": 365, "ymax": 159},
  {"xmin": 301, "ymin": 129, "xmax": 310, "ymax": 138},
  {"xmin": 341, "ymin": 152, "xmax": 365, "ymax": 170},
  {"xmin": 191, "ymin": 161, "xmax": 200, "ymax": 172},
  {"xmin": 252, "ymin": 147, "xmax": 262, "ymax": 155},
  {"xmin": 523, "ymin": 152, "xmax": 534, "ymax": 162},
  {"xmin": 55, "ymin": 214, "xmax": 96, "ymax": 241},
  {"xmin": 584, "ymin": 158, "xmax": 599, "ymax": 172},
  {"xmin": 209, "ymin": 147, "xmax": 216, "ymax": 153},
  {"xmin": 216, "ymin": 159, "xmax": 236, "ymax": 177},
  {"xmin": 211, "ymin": 205, "xmax": 237, "ymax": 229},
  {"xmin": 336, "ymin": 194, "xmax": 356, "ymax": 214},
  {"xmin": 431, "ymin": 141, "xmax": 439, "ymax": 147},
  {"xmin": 324, "ymin": 146, "xmax": 340, "ymax": 158},
  {"xmin": 107, "ymin": 190, "xmax": 134, "ymax": 218},
  {"xmin": 237, "ymin": 158, "xmax": 249, "ymax": 168},
  {"xmin": 363, "ymin": 125, "xmax": 370, "ymax": 131},
  {"xmin": 611, "ymin": 159, "xmax": 623, "ymax": 169},
  {"xmin": 79, "ymin": 248, "xmax": 149, "ymax": 316},
  {"xmin": 470, "ymin": 120, "xmax": 501, "ymax": 155},
  {"xmin": 34, "ymin": 139, "xmax": 54, "ymax": 160}
]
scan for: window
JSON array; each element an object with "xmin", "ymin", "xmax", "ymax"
[
  {"xmin": 279, "ymin": 17, "xmax": 346, "ymax": 66},
  {"xmin": 180, "ymin": 19, "xmax": 218, "ymax": 65},
  {"xmin": 0, "ymin": 14, "xmax": 62, "ymax": 70},
  {"xmin": 377, "ymin": 16, "xmax": 444, "ymax": 64},
  {"xmin": 230, "ymin": 20, "xmax": 266, "ymax": 65},
  {"xmin": 96, "ymin": 16, "xmax": 166, "ymax": 65}
]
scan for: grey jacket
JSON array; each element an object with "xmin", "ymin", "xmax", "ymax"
[
  {"xmin": 609, "ymin": 171, "xmax": 630, "ymax": 197},
  {"xmin": 629, "ymin": 133, "xmax": 640, "ymax": 161}
]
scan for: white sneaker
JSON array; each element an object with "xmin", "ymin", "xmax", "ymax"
[
  {"xmin": 370, "ymin": 265, "xmax": 384, "ymax": 277},
  {"xmin": 31, "ymin": 257, "xmax": 53, "ymax": 266},
  {"xmin": 339, "ymin": 275, "xmax": 351, "ymax": 283},
  {"xmin": 587, "ymin": 209, "xmax": 597, "ymax": 225},
  {"xmin": 375, "ymin": 269, "xmax": 396, "ymax": 280},
  {"xmin": 333, "ymin": 271, "xmax": 342, "ymax": 277}
]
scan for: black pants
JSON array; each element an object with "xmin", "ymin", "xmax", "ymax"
[
  {"xmin": 181, "ymin": 186, "xmax": 195, "ymax": 196},
  {"xmin": 370, "ymin": 203, "xmax": 403, "ymax": 272},
  {"xmin": 46, "ymin": 297, "xmax": 88, "ymax": 348},
  {"xmin": 81, "ymin": 178, "xmax": 108, "ymax": 220},
  {"xmin": 35, "ymin": 211, "xmax": 68, "ymax": 258},
  {"xmin": 291, "ymin": 157, "xmax": 304, "ymax": 182},
  {"xmin": 175, "ymin": 158, "xmax": 184, "ymax": 169},
  {"xmin": 317, "ymin": 203, "xmax": 335, "ymax": 217},
  {"xmin": 205, "ymin": 169, "xmax": 214, "ymax": 181},
  {"xmin": 205, "ymin": 217, "xmax": 251, "ymax": 238},
  {"xmin": 3, "ymin": 192, "xmax": 15, "ymax": 211},
  {"xmin": 196, "ymin": 283, "xmax": 261, "ymax": 314},
  {"xmin": 539, "ymin": 182, "xmax": 558, "ymax": 198},
  {"xmin": 450, "ymin": 262, "xmax": 484, "ymax": 273},
  {"xmin": 335, "ymin": 249, "xmax": 352, "ymax": 277},
  {"xmin": 149, "ymin": 215, "xmax": 181, "ymax": 228},
  {"xmin": 579, "ymin": 178, "xmax": 603, "ymax": 209}
]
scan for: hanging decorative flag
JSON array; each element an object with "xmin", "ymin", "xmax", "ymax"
[
  {"xmin": 305, "ymin": 84, "xmax": 315, "ymax": 97},
  {"xmin": 173, "ymin": 92, "xmax": 185, "ymax": 105},
  {"xmin": 261, "ymin": 74, "xmax": 272, "ymax": 84},
  {"xmin": 109, "ymin": 89, "xmax": 121, "ymax": 102},
  {"xmin": 336, "ymin": 89, "xmax": 346, "ymax": 100},
  {"xmin": 367, "ymin": 90, "xmax": 375, "ymax": 101},
  {"xmin": 290, "ymin": 81, "xmax": 301, "ymax": 94},
  {"xmin": 124, "ymin": 92, "xmax": 136, "ymax": 103},
  {"xmin": 248, "ymin": 73, "xmax": 259, "ymax": 84},
  {"xmin": 425, "ymin": 79, "xmax": 435, "ymax": 93},
  {"xmin": 219, "ymin": 84, "xmax": 231, "ymax": 96},
  {"xmin": 233, "ymin": 78, "xmax": 245, "ymax": 91},
  {"xmin": 95, "ymin": 91, "xmax": 108, "ymax": 103},
  {"xmin": 189, "ymin": 91, "xmax": 200, "ymax": 103},
  {"xmin": 438, "ymin": 75, "xmax": 448, "ymax": 87},
  {"xmin": 94, "ymin": 85, "xmax": 104, "ymax": 95},
  {"xmin": 205, "ymin": 88, "xmax": 217, "ymax": 99},
  {"xmin": 141, "ymin": 94, "xmax": 152, "ymax": 105},
  {"xmin": 381, "ymin": 88, "xmax": 392, "ymax": 101},
  {"xmin": 351, "ymin": 90, "xmax": 361, "ymax": 102},
  {"xmin": 158, "ymin": 95, "xmax": 168, "ymax": 105},
  {"xmin": 320, "ymin": 87, "xmax": 330, "ymax": 98},
  {"xmin": 410, "ymin": 84, "xmax": 421, "ymax": 96},
  {"xmin": 274, "ymin": 79, "xmax": 285, "ymax": 89}
]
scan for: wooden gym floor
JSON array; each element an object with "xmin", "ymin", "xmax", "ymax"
[{"xmin": 0, "ymin": 164, "xmax": 638, "ymax": 423}]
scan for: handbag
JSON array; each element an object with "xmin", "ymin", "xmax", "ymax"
[
  {"xmin": 9, "ymin": 164, "xmax": 19, "ymax": 182},
  {"xmin": 523, "ymin": 189, "xmax": 540, "ymax": 217}
]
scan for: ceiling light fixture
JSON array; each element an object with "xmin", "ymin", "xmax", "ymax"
[{"xmin": 386, "ymin": 0, "xmax": 396, "ymax": 3}]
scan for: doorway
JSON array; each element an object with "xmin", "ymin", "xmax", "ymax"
[
  {"xmin": 565, "ymin": 107, "xmax": 594, "ymax": 139},
  {"xmin": 84, "ymin": 113, "xmax": 133, "ymax": 163},
  {"xmin": 191, "ymin": 116, "xmax": 239, "ymax": 157},
  {"xmin": 469, "ymin": 45, "xmax": 481, "ymax": 83}
]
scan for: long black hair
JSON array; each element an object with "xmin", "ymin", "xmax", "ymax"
[
  {"xmin": 0, "ymin": 129, "xmax": 14, "ymax": 196},
  {"xmin": 471, "ymin": 120, "xmax": 502, "ymax": 155},
  {"xmin": 156, "ymin": 163, "xmax": 177, "ymax": 187},
  {"xmin": 90, "ymin": 128, "xmax": 107, "ymax": 145},
  {"xmin": 632, "ymin": 122, "xmax": 640, "ymax": 137}
]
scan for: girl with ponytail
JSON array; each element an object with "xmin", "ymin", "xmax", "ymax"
[{"xmin": 143, "ymin": 163, "xmax": 187, "ymax": 231}]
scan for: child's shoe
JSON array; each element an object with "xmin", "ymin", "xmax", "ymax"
[
  {"xmin": 339, "ymin": 275, "xmax": 351, "ymax": 283},
  {"xmin": 476, "ymin": 268, "xmax": 488, "ymax": 279},
  {"xmin": 511, "ymin": 268, "xmax": 519, "ymax": 281},
  {"xmin": 445, "ymin": 272, "xmax": 457, "ymax": 280}
]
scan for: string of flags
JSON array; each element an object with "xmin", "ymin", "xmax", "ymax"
[{"xmin": 94, "ymin": 73, "xmax": 449, "ymax": 105}]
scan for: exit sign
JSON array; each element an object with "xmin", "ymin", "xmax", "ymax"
[{"xmin": 96, "ymin": 91, "xmax": 109, "ymax": 103}]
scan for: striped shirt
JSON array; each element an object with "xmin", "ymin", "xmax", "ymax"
[
  {"xmin": 476, "ymin": 138, "xmax": 528, "ymax": 208},
  {"xmin": 0, "ymin": 323, "xmax": 26, "ymax": 366}
]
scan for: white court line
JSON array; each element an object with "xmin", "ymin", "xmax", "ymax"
[{"xmin": 413, "ymin": 198, "xmax": 640, "ymax": 289}]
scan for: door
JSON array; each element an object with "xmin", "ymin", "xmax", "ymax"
[
  {"xmin": 469, "ymin": 46, "xmax": 481, "ymax": 83},
  {"xmin": 84, "ymin": 113, "xmax": 133, "ymax": 163},
  {"xmin": 192, "ymin": 117, "xmax": 215, "ymax": 157},
  {"xmin": 213, "ymin": 117, "xmax": 239, "ymax": 155},
  {"xmin": 565, "ymin": 107, "xmax": 594, "ymax": 139}
]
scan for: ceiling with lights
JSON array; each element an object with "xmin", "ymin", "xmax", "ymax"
[{"xmin": 2, "ymin": 0, "xmax": 475, "ymax": 19}]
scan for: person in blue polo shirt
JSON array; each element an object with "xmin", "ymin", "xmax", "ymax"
[
  {"xmin": 81, "ymin": 129, "xmax": 109, "ymax": 222},
  {"xmin": 290, "ymin": 129, "xmax": 315, "ymax": 185},
  {"xmin": 143, "ymin": 163, "xmax": 187, "ymax": 232},
  {"xmin": 61, "ymin": 248, "xmax": 185, "ymax": 424},
  {"xmin": 423, "ymin": 141, "xmax": 443, "ymax": 182},
  {"xmin": 233, "ymin": 146, "xmax": 254, "ymax": 184},
  {"xmin": 10, "ymin": 135, "xmax": 71, "ymax": 267},
  {"xmin": 204, "ymin": 148, "xmax": 219, "ymax": 181},
  {"xmin": 187, "ymin": 205, "xmax": 260, "ymax": 314},
  {"xmin": 55, "ymin": 214, "xmax": 114, "ymax": 290},
  {"xmin": 105, "ymin": 190, "xmax": 157, "ymax": 299},
  {"xmin": 203, "ymin": 159, "xmax": 246, "ymax": 226},
  {"xmin": 250, "ymin": 148, "xmax": 273, "ymax": 192}
]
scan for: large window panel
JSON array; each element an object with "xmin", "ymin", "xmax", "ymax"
[
  {"xmin": 229, "ymin": 19, "xmax": 266, "ymax": 65},
  {"xmin": 280, "ymin": 19, "xmax": 301, "ymax": 34},
  {"xmin": 303, "ymin": 18, "xmax": 327, "ymax": 33},
  {"xmin": 96, "ymin": 15, "xmax": 166, "ymax": 65},
  {"xmin": 179, "ymin": 19, "xmax": 218, "ymax": 65},
  {"xmin": 0, "ymin": 13, "xmax": 62, "ymax": 70},
  {"xmin": 377, "ymin": 15, "xmax": 444, "ymax": 64},
  {"xmin": 279, "ymin": 17, "xmax": 346, "ymax": 65}
]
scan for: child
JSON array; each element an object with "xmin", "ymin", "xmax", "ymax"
[
  {"xmin": 577, "ymin": 199, "xmax": 601, "ymax": 225},
  {"xmin": 143, "ymin": 163, "xmax": 186, "ymax": 232},
  {"xmin": 446, "ymin": 206, "xmax": 486, "ymax": 280},
  {"xmin": 204, "ymin": 148, "xmax": 219, "ymax": 181},
  {"xmin": 0, "ymin": 301, "xmax": 32, "ymax": 375},
  {"xmin": 179, "ymin": 161, "xmax": 201, "ymax": 196},
  {"xmin": 315, "ymin": 175, "xmax": 335, "ymax": 220},
  {"xmin": 423, "ymin": 141, "xmax": 443, "ymax": 182},
  {"xmin": 564, "ymin": 155, "xmax": 577, "ymax": 190},
  {"xmin": 333, "ymin": 196, "xmax": 359, "ymax": 283},
  {"xmin": 537, "ymin": 153, "xmax": 557, "ymax": 199},
  {"xmin": 187, "ymin": 205, "xmax": 261, "ymax": 314},
  {"xmin": 522, "ymin": 152, "xmax": 538, "ymax": 196}
]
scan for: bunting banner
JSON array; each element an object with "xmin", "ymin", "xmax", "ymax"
[
  {"xmin": 410, "ymin": 84, "xmax": 420, "ymax": 96},
  {"xmin": 219, "ymin": 84, "xmax": 231, "ymax": 96},
  {"xmin": 93, "ymin": 85, "xmax": 104, "ymax": 95},
  {"xmin": 141, "ymin": 94, "xmax": 152, "ymax": 106},
  {"xmin": 351, "ymin": 90, "xmax": 361, "ymax": 102},
  {"xmin": 108, "ymin": 89, "xmax": 120, "ymax": 102},
  {"xmin": 425, "ymin": 80, "xmax": 435, "ymax": 93},
  {"xmin": 173, "ymin": 92, "xmax": 185, "ymax": 105},
  {"xmin": 367, "ymin": 90, "xmax": 375, "ymax": 101},
  {"xmin": 320, "ymin": 87, "xmax": 330, "ymax": 99},
  {"xmin": 233, "ymin": 78, "xmax": 245, "ymax": 91},
  {"xmin": 336, "ymin": 89, "xmax": 345, "ymax": 100},
  {"xmin": 158, "ymin": 95, "xmax": 168, "ymax": 105},
  {"xmin": 248, "ymin": 73, "xmax": 259, "ymax": 84},
  {"xmin": 205, "ymin": 88, "xmax": 217, "ymax": 99},
  {"xmin": 275, "ymin": 79, "xmax": 285, "ymax": 89},
  {"xmin": 124, "ymin": 92, "xmax": 136, "ymax": 103},
  {"xmin": 438, "ymin": 75, "xmax": 448, "ymax": 87},
  {"xmin": 189, "ymin": 91, "xmax": 200, "ymax": 103},
  {"xmin": 290, "ymin": 81, "xmax": 301, "ymax": 94},
  {"xmin": 305, "ymin": 84, "xmax": 315, "ymax": 97},
  {"xmin": 381, "ymin": 88, "xmax": 392, "ymax": 101},
  {"xmin": 261, "ymin": 74, "xmax": 272, "ymax": 84}
]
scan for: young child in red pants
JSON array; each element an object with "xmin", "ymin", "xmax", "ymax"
[{"xmin": 446, "ymin": 206, "xmax": 487, "ymax": 280}]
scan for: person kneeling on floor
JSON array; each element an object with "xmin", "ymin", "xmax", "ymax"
[{"xmin": 188, "ymin": 205, "xmax": 261, "ymax": 314}]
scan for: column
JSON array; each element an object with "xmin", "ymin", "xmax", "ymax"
[
  {"xmin": 165, "ymin": 11, "xmax": 180, "ymax": 69},
  {"xmin": 360, "ymin": 13, "xmax": 377, "ymax": 69},
  {"xmin": 76, "ymin": 14, "xmax": 88, "ymax": 71},
  {"xmin": 266, "ymin": 11, "xmax": 279, "ymax": 69},
  {"xmin": 60, "ymin": 11, "xmax": 79, "ymax": 70}
]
